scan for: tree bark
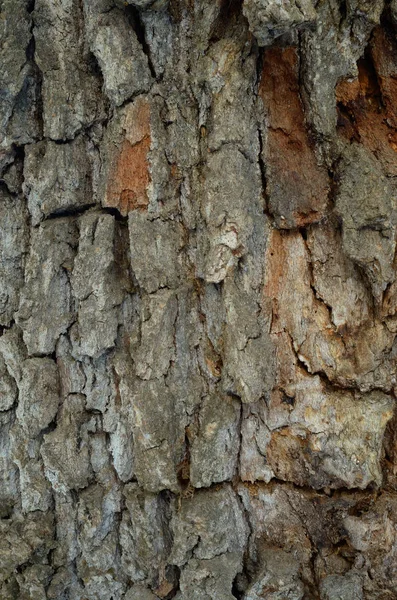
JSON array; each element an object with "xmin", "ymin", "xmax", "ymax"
[{"xmin": 1, "ymin": 0, "xmax": 397, "ymax": 598}]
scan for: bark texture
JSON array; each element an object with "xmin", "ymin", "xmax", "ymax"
[{"xmin": 1, "ymin": 0, "xmax": 397, "ymax": 598}]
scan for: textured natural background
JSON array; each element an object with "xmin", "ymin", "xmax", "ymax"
[{"xmin": 1, "ymin": 0, "xmax": 397, "ymax": 598}]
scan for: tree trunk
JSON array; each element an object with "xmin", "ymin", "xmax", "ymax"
[{"xmin": 1, "ymin": 0, "xmax": 397, "ymax": 598}]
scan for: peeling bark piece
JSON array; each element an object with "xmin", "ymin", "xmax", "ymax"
[
  {"xmin": 90, "ymin": 432, "xmax": 120, "ymax": 487},
  {"xmin": 335, "ymin": 143, "xmax": 397, "ymax": 302},
  {"xmin": 264, "ymin": 228, "xmax": 397, "ymax": 391},
  {"xmin": 15, "ymin": 565, "xmax": 53, "ymax": 600},
  {"xmin": 120, "ymin": 483, "xmax": 170, "ymax": 583},
  {"xmin": 337, "ymin": 26, "xmax": 397, "ymax": 177},
  {"xmin": 56, "ymin": 335, "xmax": 86, "ymax": 398},
  {"xmin": 201, "ymin": 283, "xmax": 225, "ymax": 354},
  {"xmin": 243, "ymin": 0, "xmax": 317, "ymax": 46},
  {"xmin": 1, "ymin": 157, "xmax": 24, "ymax": 195},
  {"xmin": 0, "ymin": 512, "xmax": 54, "ymax": 586},
  {"xmin": 301, "ymin": 0, "xmax": 384, "ymax": 144},
  {"xmin": 371, "ymin": 26, "xmax": 397, "ymax": 138},
  {"xmin": 34, "ymin": 0, "xmax": 104, "ymax": 140},
  {"xmin": 131, "ymin": 378, "xmax": 183, "ymax": 492},
  {"xmin": 350, "ymin": 0, "xmax": 384, "ymax": 22},
  {"xmin": 199, "ymin": 146, "xmax": 263, "ymax": 283},
  {"xmin": 139, "ymin": 8, "xmax": 174, "ymax": 80},
  {"xmin": 0, "ymin": 353, "xmax": 17, "ymax": 412},
  {"xmin": 16, "ymin": 218, "xmax": 78, "ymax": 356},
  {"xmin": 223, "ymin": 276, "xmax": 275, "ymax": 403},
  {"xmin": 100, "ymin": 96, "xmax": 173, "ymax": 218},
  {"xmin": 135, "ymin": 289, "xmax": 177, "ymax": 380},
  {"xmin": 302, "ymin": 7, "xmax": 377, "ymax": 150},
  {"xmin": 0, "ymin": 412, "xmax": 19, "ymax": 518},
  {"xmin": 16, "ymin": 357, "xmax": 60, "ymax": 438},
  {"xmin": 238, "ymin": 484, "xmax": 313, "ymax": 572},
  {"xmin": 103, "ymin": 98, "xmax": 151, "ymax": 215},
  {"xmin": 189, "ymin": 394, "xmax": 240, "ymax": 488},
  {"xmin": 164, "ymin": 91, "xmax": 200, "ymax": 172},
  {"xmin": 3, "ymin": 73, "xmax": 41, "ymax": 153},
  {"xmin": 84, "ymin": 3, "xmax": 152, "ymax": 106},
  {"xmin": 343, "ymin": 494, "xmax": 397, "ymax": 596},
  {"xmin": 266, "ymin": 377, "xmax": 393, "ymax": 490},
  {"xmin": 41, "ymin": 394, "xmax": 93, "ymax": 492},
  {"xmin": 170, "ymin": 486, "xmax": 248, "ymax": 566},
  {"xmin": 106, "ymin": 353, "xmax": 136, "ymax": 481},
  {"xmin": 109, "ymin": 418, "xmax": 135, "ymax": 483},
  {"xmin": 300, "ymin": 7, "xmax": 356, "ymax": 142},
  {"xmin": 0, "ymin": 325, "xmax": 27, "ymax": 386},
  {"xmin": 225, "ymin": 332, "xmax": 273, "ymax": 403},
  {"xmin": 260, "ymin": 47, "xmax": 329, "ymax": 228},
  {"xmin": 71, "ymin": 213, "xmax": 127, "ymax": 358},
  {"xmin": 320, "ymin": 573, "xmax": 363, "ymax": 600},
  {"xmin": 264, "ymin": 227, "xmax": 394, "ymax": 490},
  {"xmin": 0, "ymin": 0, "xmax": 36, "ymax": 149},
  {"xmin": 240, "ymin": 402, "xmax": 274, "ymax": 483},
  {"xmin": 10, "ymin": 424, "xmax": 53, "ymax": 513},
  {"xmin": 82, "ymin": 353, "xmax": 117, "ymax": 414},
  {"xmin": 237, "ymin": 482, "xmax": 368, "ymax": 589},
  {"xmin": 24, "ymin": 137, "xmax": 93, "ymax": 225},
  {"xmin": 129, "ymin": 213, "xmax": 184, "ymax": 293},
  {"xmin": 243, "ymin": 548, "xmax": 304, "ymax": 600},
  {"xmin": 5, "ymin": 64, "xmax": 42, "ymax": 149},
  {"xmin": 79, "ymin": 576, "xmax": 125, "ymax": 600},
  {"xmin": 125, "ymin": 585, "xmax": 159, "ymax": 600},
  {"xmin": 306, "ymin": 219, "xmax": 372, "ymax": 333},
  {"xmin": 177, "ymin": 553, "xmax": 243, "ymax": 600},
  {"xmin": 264, "ymin": 228, "xmax": 334, "ymax": 370},
  {"xmin": 51, "ymin": 492, "xmax": 79, "ymax": 568},
  {"xmin": 46, "ymin": 566, "xmax": 84, "ymax": 600},
  {"xmin": 76, "ymin": 484, "xmax": 123, "ymax": 600},
  {"xmin": 0, "ymin": 190, "xmax": 28, "ymax": 327},
  {"xmin": 166, "ymin": 286, "xmax": 203, "ymax": 416},
  {"xmin": 196, "ymin": 35, "xmax": 257, "ymax": 158},
  {"xmin": 18, "ymin": 461, "xmax": 53, "ymax": 514}
]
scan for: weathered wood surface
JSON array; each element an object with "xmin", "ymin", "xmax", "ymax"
[{"xmin": 1, "ymin": 1, "xmax": 397, "ymax": 598}]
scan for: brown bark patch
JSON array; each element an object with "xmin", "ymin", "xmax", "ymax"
[
  {"xmin": 260, "ymin": 47, "xmax": 329, "ymax": 229},
  {"xmin": 266, "ymin": 429, "xmax": 309, "ymax": 482},
  {"xmin": 104, "ymin": 98, "xmax": 151, "ymax": 215},
  {"xmin": 336, "ymin": 26, "xmax": 397, "ymax": 176}
]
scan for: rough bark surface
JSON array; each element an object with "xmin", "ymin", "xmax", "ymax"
[{"xmin": 1, "ymin": 1, "xmax": 397, "ymax": 598}]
